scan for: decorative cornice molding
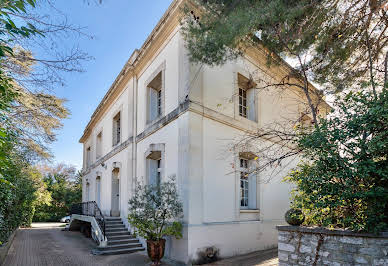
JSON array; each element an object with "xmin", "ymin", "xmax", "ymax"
[{"xmin": 80, "ymin": 0, "xmax": 183, "ymax": 143}]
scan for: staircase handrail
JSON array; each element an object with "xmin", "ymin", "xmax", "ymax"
[{"xmin": 70, "ymin": 201, "xmax": 106, "ymax": 239}]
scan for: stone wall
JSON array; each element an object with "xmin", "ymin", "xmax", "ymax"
[
  {"xmin": 277, "ymin": 225, "xmax": 388, "ymax": 266},
  {"xmin": 0, "ymin": 229, "xmax": 17, "ymax": 264}
]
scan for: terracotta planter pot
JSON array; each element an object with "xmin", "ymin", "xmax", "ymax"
[{"xmin": 147, "ymin": 239, "xmax": 166, "ymax": 265}]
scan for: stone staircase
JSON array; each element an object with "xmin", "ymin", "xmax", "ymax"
[{"xmin": 94, "ymin": 217, "xmax": 144, "ymax": 255}]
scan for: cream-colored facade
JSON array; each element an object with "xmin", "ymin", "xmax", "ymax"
[{"xmin": 80, "ymin": 0, "xmax": 326, "ymax": 263}]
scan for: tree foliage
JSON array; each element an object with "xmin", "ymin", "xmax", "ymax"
[
  {"xmin": 33, "ymin": 164, "xmax": 82, "ymax": 222},
  {"xmin": 183, "ymin": 0, "xmax": 388, "ymax": 92},
  {"xmin": 0, "ymin": 0, "xmax": 88, "ymax": 245},
  {"xmin": 182, "ymin": 0, "xmax": 388, "ymax": 233},
  {"xmin": 128, "ymin": 177, "xmax": 183, "ymax": 241},
  {"xmin": 0, "ymin": 137, "xmax": 39, "ymax": 245},
  {"xmin": 287, "ymin": 89, "xmax": 388, "ymax": 233}
]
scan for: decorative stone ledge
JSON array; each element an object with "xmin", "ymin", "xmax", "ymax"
[{"xmin": 277, "ymin": 225, "xmax": 388, "ymax": 266}]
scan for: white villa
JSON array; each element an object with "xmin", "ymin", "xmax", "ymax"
[{"xmin": 79, "ymin": 0, "xmax": 327, "ymax": 263}]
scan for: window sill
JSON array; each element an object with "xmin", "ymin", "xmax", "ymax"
[{"xmin": 240, "ymin": 209, "xmax": 260, "ymax": 213}]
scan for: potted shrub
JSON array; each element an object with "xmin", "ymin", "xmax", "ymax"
[{"xmin": 128, "ymin": 177, "xmax": 183, "ymax": 266}]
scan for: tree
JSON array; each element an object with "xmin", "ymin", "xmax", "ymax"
[
  {"xmin": 33, "ymin": 164, "xmax": 82, "ymax": 222},
  {"xmin": 0, "ymin": 0, "xmax": 90, "ymax": 244},
  {"xmin": 181, "ymin": 0, "xmax": 388, "ymax": 177},
  {"xmin": 0, "ymin": 137, "xmax": 40, "ymax": 244},
  {"xmin": 286, "ymin": 88, "xmax": 388, "ymax": 233}
]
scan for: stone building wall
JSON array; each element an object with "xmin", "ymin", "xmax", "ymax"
[{"xmin": 277, "ymin": 225, "xmax": 388, "ymax": 266}]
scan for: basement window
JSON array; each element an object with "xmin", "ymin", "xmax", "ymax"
[
  {"xmin": 147, "ymin": 72, "xmax": 163, "ymax": 123},
  {"xmin": 113, "ymin": 112, "xmax": 121, "ymax": 146},
  {"xmin": 238, "ymin": 74, "xmax": 257, "ymax": 122}
]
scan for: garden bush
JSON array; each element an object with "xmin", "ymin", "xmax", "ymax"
[
  {"xmin": 286, "ymin": 90, "xmax": 388, "ymax": 233},
  {"xmin": 128, "ymin": 177, "xmax": 183, "ymax": 241}
]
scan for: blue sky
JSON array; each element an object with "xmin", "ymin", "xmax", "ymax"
[{"xmin": 46, "ymin": 0, "xmax": 173, "ymax": 169}]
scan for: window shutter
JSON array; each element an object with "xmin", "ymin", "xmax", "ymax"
[
  {"xmin": 248, "ymin": 162, "xmax": 257, "ymax": 209},
  {"xmin": 247, "ymin": 89, "xmax": 256, "ymax": 122},
  {"xmin": 148, "ymin": 159, "xmax": 158, "ymax": 186},
  {"xmin": 113, "ymin": 120, "xmax": 117, "ymax": 145},
  {"xmin": 149, "ymin": 88, "xmax": 158, "ymax": 122}
]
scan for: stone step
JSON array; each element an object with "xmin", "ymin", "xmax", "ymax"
[
  {"xmin": 106, "ymin": 231, "xmax": 131, "ymax": 237},
  {"xmin": 97, "ymin": 242, "xmax": 143, "ymax": 251},
  {"xmin": 108, "ymin": 239, "xmax": 140, "ymax": 246},
  {"xmin": 105, "ymin": 224, "xmax": 125, "ymax": 228},
  {"xmin": 107, "ymin": 235, "xmax": 136, "ymax": 241},
  {"xmin": 105, "ymin": 221, "xmax": 123, "ymax": 225},
  {"xmin": 105, "ymin": 217, "xmax": 122, "ymax": 221},
  {"xmin": 105, "ymin": 228, "xmax": 126, "ymax": 233},
  {"xmin": 95, "ymin": 247, "xmax": 145, "ymax": 255}
]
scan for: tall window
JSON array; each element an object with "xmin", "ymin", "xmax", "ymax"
[
  {"xmin": 239, "ymin": 155, "xmax": 257, "ymax": 209},
  {"xmin": 239, "ymin": 87, "xmax": 247, "ymax": 118},
  {"xmin": 240, "ymin": 158, "xmax": 249, "ymax": 208},
  {"xmin": 113, "ymin": 112, "xmax": 121, "ymax": 146},
  {"xmin": 157, "ymin": 89, "xmax": 162, "ymax": 116},
  {"xmin": 86, "ymin": 146, "xmax": 91, "ymax": 167},
  {"xmin": 148, "ymin": 72, "xmax": 163, "ymax": 123},
  {"xmin": 96, "ymin": 131, "xmax": 102, "ymax": 159},
  {"xmin": 147, "ymin": 151, "xmax": 162, "ymax": 187},
  {"xmin": 156, "ymin": 159, "xmax": 161, "ymax": 186},
  {"xmin": 238, "ymin": 74, "xmax": 257, "ymax": 122}
]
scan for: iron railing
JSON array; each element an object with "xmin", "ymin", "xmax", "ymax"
[{"xmin": 70, "ymin": 201, "xmax": 106, "ymax": 238}]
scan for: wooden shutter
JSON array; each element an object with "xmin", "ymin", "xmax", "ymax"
[
  {"xmin": 149, "ymin": 88, "xmax": 158, "ymax": 122},
  {"xmin": 247, "ymin": 89, "xmax": 256, "ymax": 122},
  {"xmin": 148, "ymin": 159, "xmax": 158, "ymax": 186},
  {"xmin": 248, "ymin": 161, "xmax": 257, "ymax": 209}
]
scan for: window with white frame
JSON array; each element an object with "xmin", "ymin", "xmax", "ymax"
[
  {"xmin": 239, "ymin": 154, "xmax": 257, "ymax": 209},
  {"xmin": 112, "ymin": 112, "xmax": 121, "ymax": 146},
  {"xmin": 86, "ymin": 146, "xmax": 91, "ymax": 167},
  {"xmin": 240, "ymin": 158, "xmax": 249, "ymax": 208},
  {"xmin": 239, "ymin": 87, "xmax": 247, "ymax": 118},
  {"xmin": 96, "ymin": 131, "xmax": 102, "ymax": 159},
  {"xmin": 148, "ymin": 72, "xmax": 163, "ymax": 123},
  {"xmin": 147, "ymin": 150, "xmax": 162, "ymax": 187},
  {"xmin": 238, "ymin": 74, "xmax": 257, "ymax": 122}
]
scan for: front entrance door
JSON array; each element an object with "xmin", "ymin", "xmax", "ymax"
[
  {"xmin": 111, "ymin": 169, "xmax": 120, "ymax": 217},
  {"xmin": 86, "ymin": 182, "xmax": 90, "ymax": 201},
  {"xmin": 96, "ymin": 177, "xmax": 101, "ymax": 207}
]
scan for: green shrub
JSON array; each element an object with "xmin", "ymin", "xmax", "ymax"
[
  {"xmin": 285, "ymin": 209, "xmax": 305, "ymax": 226},
  {"xmin": 0, "ymin": 138, "xmax": 38, "ymax": 244},
  {"xmin": 128, "ymin": 177, "xmax": 183, "ymax": 241},
  {"xmin": 286, "ymin": 90, "xmax": 388, "ymax": 233}
]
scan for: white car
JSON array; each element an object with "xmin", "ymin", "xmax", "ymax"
[{"xmin": 60, "ymin": 215, "xmax": 71, "ymax": 223}]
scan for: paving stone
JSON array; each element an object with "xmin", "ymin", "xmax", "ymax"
[{"xmin": 3, "ymin": 223, "xmax": 178, "ymax": 266}]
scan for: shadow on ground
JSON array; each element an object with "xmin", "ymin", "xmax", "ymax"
[{"xmin": 4, "ymin": 223, "xmax": 278, "ymax": 266}]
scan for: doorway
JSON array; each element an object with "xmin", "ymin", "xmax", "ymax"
[
  {"xmin": 86, "ymin": 182, "xmax": 90, "ymax": 202},
  {"xmin": 111, "ymin": 168, "xmax": 120, "ymax": 217},
  {"xmin": 96, "ymin": 176, "xmax": 101, "ymax": 207}
]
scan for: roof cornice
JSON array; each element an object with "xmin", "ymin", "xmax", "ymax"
[{"xmin": 79, "ymin": 0, "xmax": 184, "ymax": 143}]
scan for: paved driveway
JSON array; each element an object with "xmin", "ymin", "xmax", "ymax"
[
  {"xmin": 4, "ymin": 223, "xmax": 154, "ymax": 266},
  {"xmin": 4, "ymin": 223, "xmax": 278, "ymax": 266}
]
